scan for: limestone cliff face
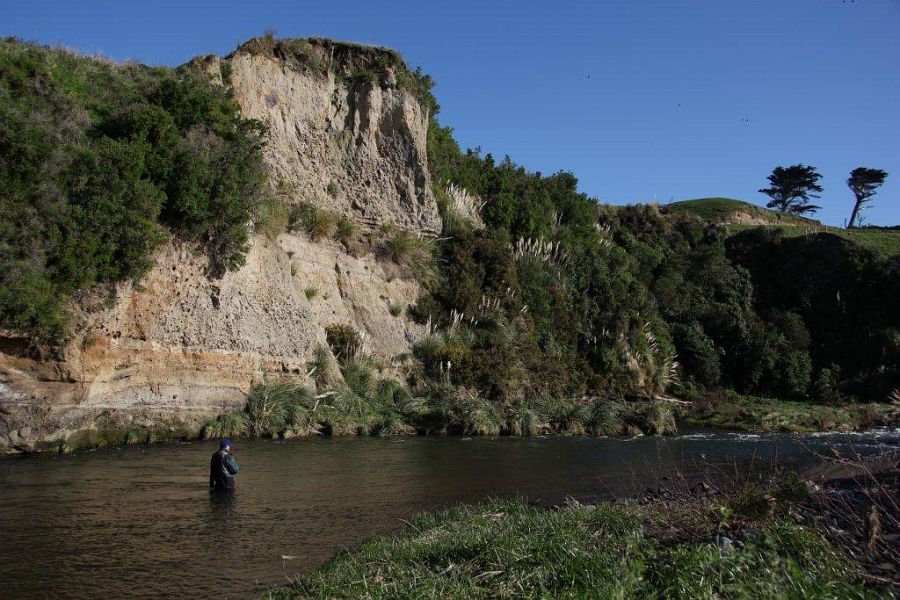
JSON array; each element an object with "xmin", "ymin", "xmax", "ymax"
[
  {"xmin": 228, "ymin": 41, "xmax": 440, "ymax": 234},
  {"xmin": 0, "ymin": 40, "xmax": 438, "ymax": 452}
]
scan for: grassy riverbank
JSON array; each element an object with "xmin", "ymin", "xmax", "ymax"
[
  {"xmin": 681, "ymin": 393, "xmax": 900, "ymax": 433},
  {"xmin": 266, "ymin": 490, "xmax": 887, "ymax": 598},
  {"xmin": 31, "ymin": 389, "xmax": 898, "ymax": 454}
]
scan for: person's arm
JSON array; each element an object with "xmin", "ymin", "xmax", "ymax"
[{"xmin": 224, "ymin": 454, "xmax": 239, "ymax": 476}]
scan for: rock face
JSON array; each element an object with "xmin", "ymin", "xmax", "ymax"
[
  {"xmin": 228, "ymin": 40, "xmax": 440, "ymax": 234},
  {"xmin": 0, "ymin": 39, "xmax": 438, "ymax": 452},
  {"xmin": 0, "ymin": 234, "xmax": 427, "ymax": 451}
]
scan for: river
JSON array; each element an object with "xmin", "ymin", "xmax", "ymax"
[{"xmin": 1, "ymin": 428, "xmax": 897, "ymax": 598}]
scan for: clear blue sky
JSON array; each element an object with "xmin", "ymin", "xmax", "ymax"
[{"xmin": 5, "ymin": 0, "xmax": 899, "ymax": 226}]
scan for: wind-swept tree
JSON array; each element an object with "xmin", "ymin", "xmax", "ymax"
[
  {"xmin": 758, "ymin": 164, "xmax": 823, "ymax": 215},
  {"xmin": 846, "ymin": 167, "xmax": 888, "ymax": 228}
]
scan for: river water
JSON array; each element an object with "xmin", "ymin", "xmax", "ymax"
[{"xmin": 1, "ymin": 428, "xmax": 897, "ymax": 599}]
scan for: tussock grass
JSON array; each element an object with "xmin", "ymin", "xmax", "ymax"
[
  {"xmin": 202, "ymin": 410, "xmax": 247, "ymax": 438},
  {"xmin": 380, "ymin": 229, "xmax": 435, "ymax": 282},
  {"xmin": 335, "ymin": 215, "xmax": 358, "ymax": 245},
  {"xmin": 288, "ymin": 202, "xmax": 338, "ymax": 240},
  {"xmin": 590, "ymin": 400, "xmax": 627, "ymax": 436},
  {"xmin": 456, "ymin": 394, "xmax": 502, "ymax": 436},
  {"xmin": 505, "ymin": 399, "xmax": 538, "ymax": 436}
]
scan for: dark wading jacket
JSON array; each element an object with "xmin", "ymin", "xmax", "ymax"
[{"xmin": 210, "ymin": 450, "xmax": 240, "ymax": 490}]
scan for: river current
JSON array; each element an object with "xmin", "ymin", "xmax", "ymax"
[{"xmin": 1, "ymin": 428, "xmax": 897, "ymax": 598}]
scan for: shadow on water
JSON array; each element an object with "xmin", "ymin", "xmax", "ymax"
[
  {"xmin": 0, "ymin": 428, "xmax": 897, "ymax": 599},
  {"xmin": 208, "ymin": 489, "xmax": 236, "ymax": 510}
]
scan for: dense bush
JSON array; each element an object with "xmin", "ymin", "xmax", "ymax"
[
  {"xmin": 419, "ymin": 114, "xmax": 897, "ymax": 404},
  {"xmin": 0, "ymin": 39, "xmax": 267, "ymax": 347}
]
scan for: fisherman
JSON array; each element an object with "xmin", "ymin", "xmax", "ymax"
[{"xmin": 209, "ymin": 438, "xmax": 240, "ymax": 491}]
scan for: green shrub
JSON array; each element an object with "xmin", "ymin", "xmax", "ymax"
[
  {"xmin": 288, "ymin": 202, "xmax": 337, "ymax": 239},
  {"xmin": 203, "ymin": 411, "xmax": 247, "ymax": 439},
  {"xmin": 590, "ymin": 401, "xmax": 627, "ymax": 436},
  {"xmin": 505, "ymin": 399, "xmax": 539, "ymax": 436},
  {"xmin": 335, "ymin": 215, "xmax": 357, "ymax": 243},
  {"xmin": 0, "ymin": 39, "xmax": 267, "ymax": 344},
  {"xmin": 325, "ymin": 323, "xmax": 362, "ymax": 361}
]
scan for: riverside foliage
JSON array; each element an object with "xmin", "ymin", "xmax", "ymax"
[
  {"xmin": 418, "ymin": 116, "xmax": 900, "ymax": 406},
  {"xmin": 203, "ymin": 352, "xmax": 678, "ymax": 440}
]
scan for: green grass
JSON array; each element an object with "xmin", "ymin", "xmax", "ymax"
[
  {"xmin": 667, "ymin": 198, "xmax": 819, "ymax": 226},
  {"xmin": 726, "ymin": 224, "xmax": 900, "ymax": 257},
  {"xmin": 668, "ymin": 198, "xmax": 900, "ymax": 257},
  {"xmin": 682, "ymin": 394, "xmax": 900, "ymax": 433},
  {"xmin": 266, "ymin": 499, "xmax": 877, "ymax": 599}
]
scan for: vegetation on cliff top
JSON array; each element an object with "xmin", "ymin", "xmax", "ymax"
[
  {"xmin": 0, "ymin": 38, "xmax": 268, "ymax": 348},
  {"xmin": 233, "ymin": 34, "xmax": 439, "ymax": 115},
  {"xmin": 668, "ymin": 198, "xmax": 900, "ymax": 258},
  {"xmin": 666, "ymin": 197, "xmax": 818, "ymax": 225}
]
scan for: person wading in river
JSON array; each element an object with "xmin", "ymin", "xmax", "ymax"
[{"xmin": 209, "ymin": 439, "xmax": 240, "ymax": 491}]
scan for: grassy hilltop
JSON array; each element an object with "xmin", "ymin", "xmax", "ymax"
[{"xmin": 668, "ymin": 198, "xmax": 900, "ymax": 257}]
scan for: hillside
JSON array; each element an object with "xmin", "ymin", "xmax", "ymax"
[
  {"xmin": 668, "ymin": 198, "xmax": 900, "ymax": 257},
  {"xmin": 1, "ymin": 37, "xmax": 898, "ymax": 452},
  {"xmin": 666, "ymin": 197, "xmax": 819, "ymax": 226}
]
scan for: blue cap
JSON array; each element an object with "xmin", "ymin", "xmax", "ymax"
[{"xmin": 220, "ymin": 438, "xmax": 232, "ymax": 449}]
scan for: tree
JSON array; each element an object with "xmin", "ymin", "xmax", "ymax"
[
  {"xmin": 846, "ymin": 167, "xmax": 888, "ymax": 228},
  {"xmin": 758, "ymin": 164, "xmax": 823, "ymax": 215}
]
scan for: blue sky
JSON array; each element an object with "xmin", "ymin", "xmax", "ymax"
[{"xmin": 4, "ymin": 0, "xmax": 899, "ymax": 226}]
